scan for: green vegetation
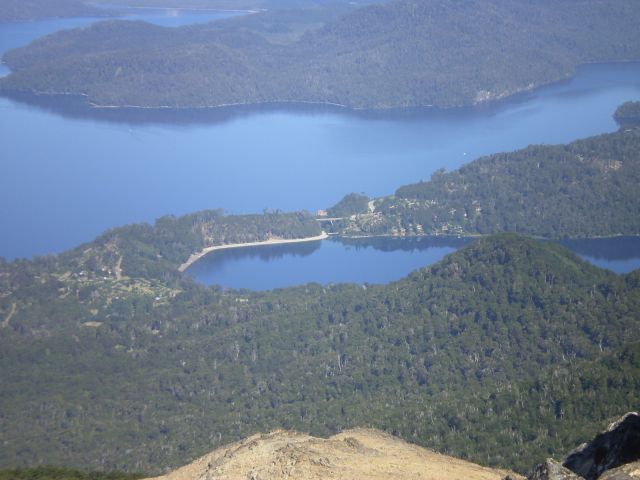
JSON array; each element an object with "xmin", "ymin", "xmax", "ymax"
[
  {"xmin": 0, "ymin": 467, "xmax": 143, "ymax": 480},
  {"xmin": 2, "ymin": 0, "xmax": 640, "ymax": 108},
  {"xmin": 333, "ymin": 127, "xmax": 640, "ymax": 238},
  {"xmin": 1, "ymin": 122, "xmax": 640, "ymax": 476},
  {"xmin": 1, "ymin": 231, "xmax": 639, "ymax": 474},
  {"xmin": 327, "ymin": 193, "xmax": 370, "ymax": 217},
  {"xmin": 614, "ymin": 101, "xmax": 640, "ymax": 126},
  {"xmin": 1, "ymin": 210, "xmax": 319, "ymax": 274}
]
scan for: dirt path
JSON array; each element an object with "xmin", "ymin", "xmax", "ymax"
[
  {"xmin": 114, "ymin": 255, "xmax": 123, "ymax": 281},
  {"xmin": 1, "ymin": 303, "xmax": 16, "ymax": 329}
]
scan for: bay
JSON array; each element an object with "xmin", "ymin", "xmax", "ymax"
[
  {"xmin": 187, "ymin": 236, "xmax": 640, "ymax": 290},
  {"xmin": 1, "ymin": 16, "xmax": 639, "ymax": 260}
]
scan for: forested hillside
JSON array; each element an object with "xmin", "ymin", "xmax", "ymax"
[
  {"xmin": 2, "ymin": 0, "xmax": 640, "ymax": 108},
  {"xmin": 0, "ymin": 468, "xmax": 142, "ymax": 480},
  {"xmin": 1, "ymin": 233, "xmax": 639, "ymax": 474},
  {"xmin": 615, "ymin": 101, "xmax": 640, "ymax": 126},
  {"xmin": 331, "ymin": 127, "xmax": 640, "ymax": 238}
]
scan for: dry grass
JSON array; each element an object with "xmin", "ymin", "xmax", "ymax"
[{"xmin": 147, "ymin": 428, "xmax": 523, "ymax": 480}]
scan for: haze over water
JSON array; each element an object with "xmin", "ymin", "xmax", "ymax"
[{"xmin": 1, "ymin": 15, "xmax": 640, "ymax": 266}]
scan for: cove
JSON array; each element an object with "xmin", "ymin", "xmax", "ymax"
[
  {"xmin": 1, "ymin": 16, "xmax": 640, "ymax": 260},
  {"xmin": 186, "ymin": 236, "xmax": 640, "ymax": 291}
]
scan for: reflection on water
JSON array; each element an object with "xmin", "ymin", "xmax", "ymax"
[
  {"xmin": 3, "ymin": 62, "xmax": 640, "ymax": 127},
  {"xmin": 186, "ymin": 236, "xmax": 470, "ymax": 290},
  {"xmin": 1, "ymin": 13, "xmax": 640, "ymax": 260},
  {"xmin": 336, "ymin": 235, "xmax": 472, "ymax": 252},
  {"xmin": 194, "ymin": 240, "xmax": 322, "ymax": 268},
  {"xmin": 560, "ymin": 236, "xmax": 640, "ymax": 274},
  {"xmin": 187, "ymin": 236, "xmax": 640, "ymax": 290}
]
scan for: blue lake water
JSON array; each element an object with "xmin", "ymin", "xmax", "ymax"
[
  {"xmin": 186, "ymin": 236, "xmax": 471, "ymax": 290},
  {"xmin": 1, "ymin": 15, "xmax": 640, "ymax": 271},
  {"xmin": 98, "ymin": 6, "xmax": 250, "ymax": 28},
  {"xmin": 186, "ymin": 236, "xmax": 640, "ymax": 290}
]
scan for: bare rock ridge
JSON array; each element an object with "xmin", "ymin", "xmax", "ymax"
[
  {"xmin": 599, "ymin": 461, "xmax": 640, "ymax": 480},
  {"xmin": 146, "ymin": 428, "xmax": 522, "ymax": 480},
  {"xmin": 527, "ymin": 460, "xmax": 583, "ymax": 480},
  {"xmin": 563, "ymin": 413, "xmax": 640, "ymax": 480},
  {"xmin": 148, "ymin": 413, "xmax": 640, "ymax": 480},
  {"xmin": 528, "ymin": 413, "xmax": 640, "ymax": 480}
]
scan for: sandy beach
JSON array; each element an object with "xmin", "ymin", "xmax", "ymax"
[{"xmin": 178, "ymin": 232, "xmax": 329, "ymax": 272}]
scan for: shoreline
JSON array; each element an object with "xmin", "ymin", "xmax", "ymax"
[
  {"xmin": 5, "ymin": 60, "xmax": 639, "ymax": 113},
  {"xmin": 178, "ymin": 232, "xmax": 329, "ymax": 272}
]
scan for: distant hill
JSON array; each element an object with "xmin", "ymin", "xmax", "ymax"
[
  {"xmin": 0, "ymin": 0, "xmax": 109, "ymax": 22},
  {"xmin": 2, "ymin": 0, "xmax": 640, "ymax": 108},
  {"xmin": 330, "ymin": 127, "xmax": 640, "ymax": 238}
]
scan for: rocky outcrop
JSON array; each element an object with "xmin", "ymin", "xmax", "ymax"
[
  {"xmin": 563, "ymin": 413, "xmax": 640, "ymax": 480},
  {"xmin": 527, "ymin": 459, "xmax": 583, "ymax": 480},
  {"xmin": 146, "ymin": 428, "xmax": 523, "ymax": 480},
  {"xmin": 599, "ymin": 461, "xmax": 640, "ymax": 480},
  {"xmin": 145, "ymin": 412, "xmax": 640, "ymax": 480},
  {"xmin": 527, "ymin": 412, "xmax": 640, "ymax": 480}
]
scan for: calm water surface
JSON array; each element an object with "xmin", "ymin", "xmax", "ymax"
[
  {"xmin": 1, "ymin": 16, "xmax": 640, "ymax": 261},
  {"xmin": 187, "ymin": 236, "xmax": 640, "ymax": 290}
]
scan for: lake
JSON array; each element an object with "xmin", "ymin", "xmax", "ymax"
[
  {"xmin": 0, "ymin": 9, "xmax": 245, "ymax": 77},
  {"xmin": 185, "ymin": 236, "xmax": 640, "ymax": 290},
  {"xmin": 1, "ymin": 14, "xmax": 640, "ymax": 277}
]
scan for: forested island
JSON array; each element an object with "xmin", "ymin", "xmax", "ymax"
[
  {"xmin": 1, "ymin": 122, "xmax": 640, "ymax": 475},
  {"xmin": 615, "ymin": 101, "xmax": 640, "ymax": 126},
  {"xmin": 329, "ymin": 127, "xmax": 640, "ymax": 238},
  {"xmin": 1, "ymin": 0, "xmax": 639, "ymax": 109}
]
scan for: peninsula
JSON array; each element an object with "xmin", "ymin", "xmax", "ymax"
[
  {"xmin": 1, "ymin": 116, "xmax": 639, "ymax": 476},
  {"xmin": 178, "ymin": 231, "xmax": 329, "ymax": 272},
  {"xmin": 328, "ymin": 127, "xmax": 640, "ymax": 239}
]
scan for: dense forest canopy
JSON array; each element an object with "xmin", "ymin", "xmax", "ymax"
[
  {"xmin": 327, "ymin": 193, "xmax": 370, "ymax": 217},
  {"xmin": 615, "ymin": 101, "xmax": 640, "ymax": 126},
  {"xmin": 330, "ymin": 127, "xmax": 640, "ymax": 238},
  {"xmin": 1, "ymin": 6, "xmax": 639, "ymax": 470},
  {"xmin": 0, "ymin": 467, "xmax": 143, "ymax": 480},
  {"xmin": 2, "ymin": 0, "xmax": 639, "ymax": 108},
  {"xmin": 1, "ymin": 232, "xmax": 639, "ymax": 474}
]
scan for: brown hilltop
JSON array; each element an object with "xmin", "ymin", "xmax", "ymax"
[{"xmin": 147, "ymin": 428, "xmax": 523, "ymax": 480}]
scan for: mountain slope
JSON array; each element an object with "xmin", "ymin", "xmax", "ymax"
[
  {"xmin": 2, "ymin": 0, "xmax": 640, "ymax": 108},
  {"xmin": 1, "ymin": 234, "xmax": 639, "ymax": 473}
]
